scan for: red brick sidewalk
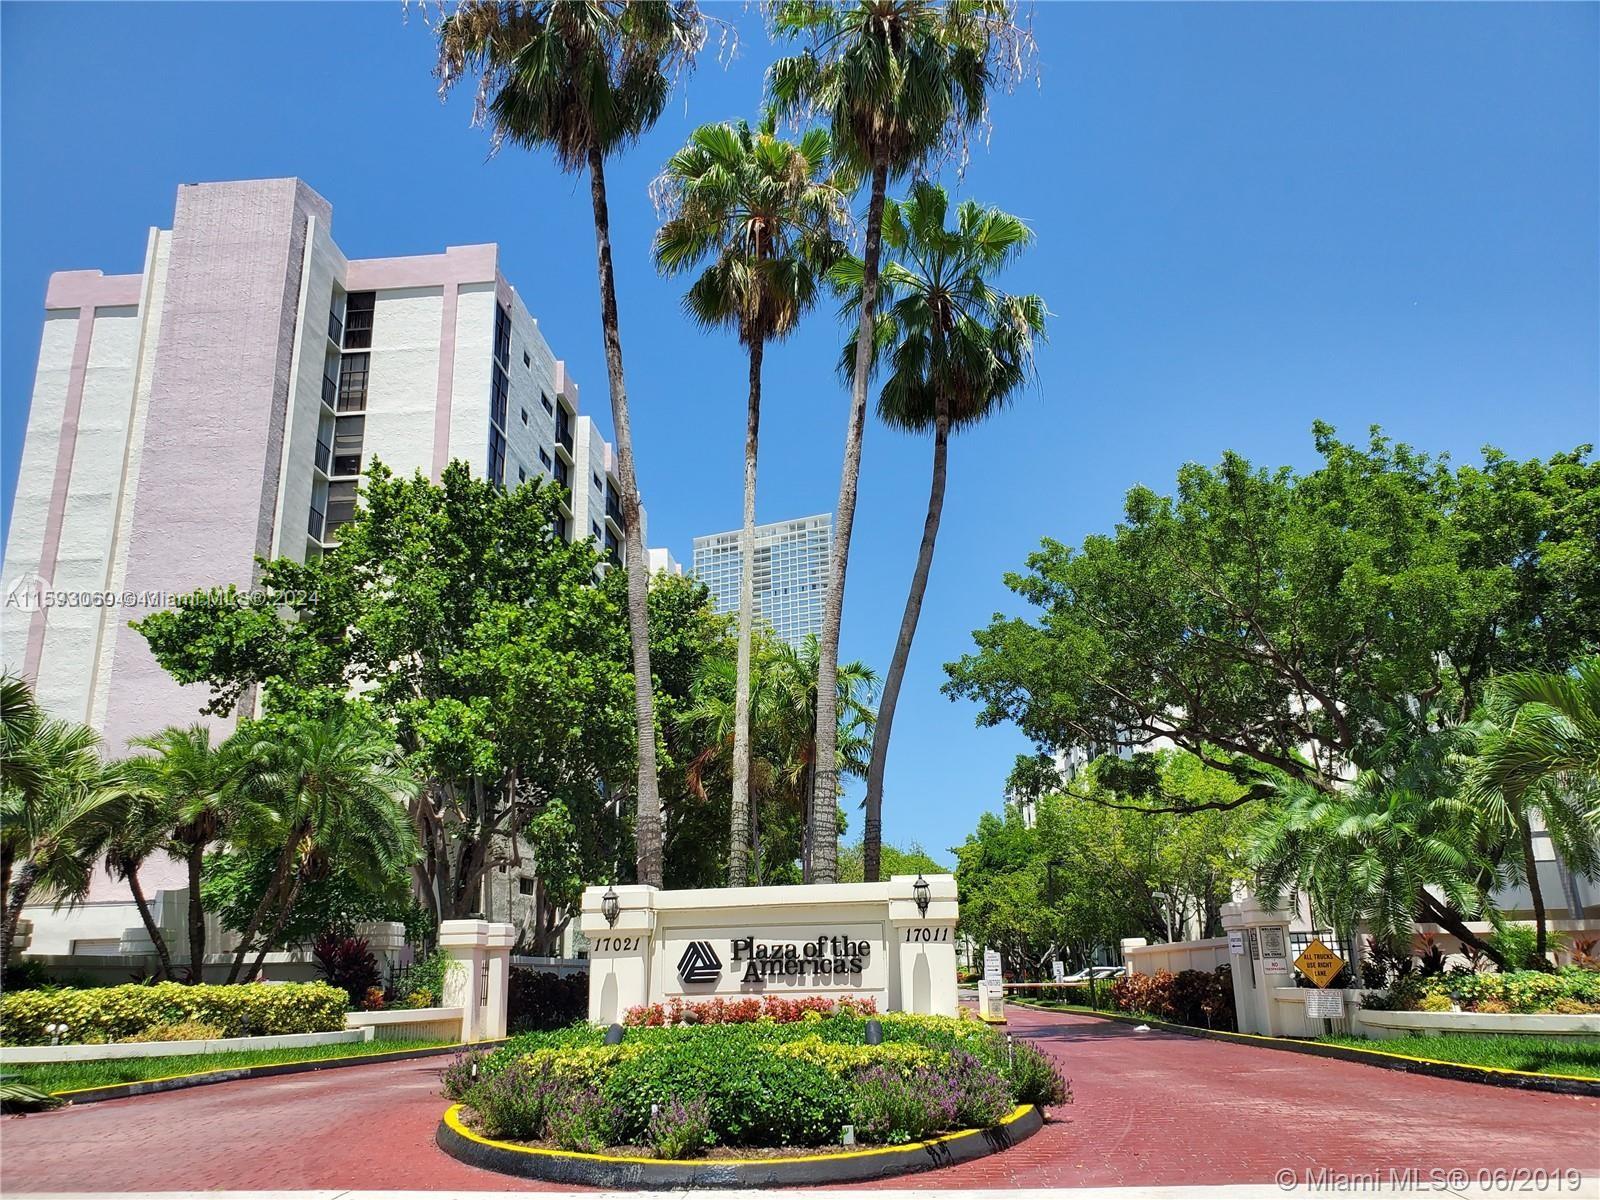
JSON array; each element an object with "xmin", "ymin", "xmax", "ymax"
[{"xmin": 4, "ymin": 1005, "xmax": 1596, "ymax": 1192}]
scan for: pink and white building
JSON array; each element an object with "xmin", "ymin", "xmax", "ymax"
[{"xmin": 4, "ymin": 176, "xmax": 666, "ymax": 747}]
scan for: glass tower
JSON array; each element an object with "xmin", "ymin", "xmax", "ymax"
[{"xmin": 692, "ymin": 514, "xmax": 832, "ymax": 648}]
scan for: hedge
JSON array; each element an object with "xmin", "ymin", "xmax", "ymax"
[
  {"xmin": 1, "ymin": 982, "xmax": 349, "ymax": 1046},
  {"xmin": 1367, "ymin": 966, "xmax": 1600, "ymax": 1014}
]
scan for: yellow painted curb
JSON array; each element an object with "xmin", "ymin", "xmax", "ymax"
[{"xmin": 441, "ymin": 1101, "xmax": 1037, "ymax": 1166}]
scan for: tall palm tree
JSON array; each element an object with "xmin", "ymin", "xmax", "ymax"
[
  {"xmin": 436, "ymin": 0, "xmax": 706, "ymax": 887},
  {"xmin": 1, "ymin": 677, "xmax": 125, "ymax": 973},
  {"xmin": 101, "ymin": 766, "xmax": 180, "ymax": 982},
  {"xmin": 1465, "ymin": 658, "xmax": 1600, "ymax": 960},
  {"xmin": 768, "ymin": 0, "xmax": 1029, "ymax": 881},
  {"xmin": 654, "ymin": 117, "xmax": 852, "ymax": 886},
  {"xmin": 224, "ymin": 712, "xmax": 419, "ymax": 983},
  {"xmin": 124, "ymin": 726, "xmax": 242, "ymax": 981},
  {"xmin": 836, "ymin": 182, "xmax": 1044, "ymax": 880},
  {"xmin": 1248, "ymin": 774, "xmax": 1511, "ymax": 970}
]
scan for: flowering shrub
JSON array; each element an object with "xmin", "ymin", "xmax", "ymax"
[
  {"xmin": 0, "ymin": 982, "xmax": 348, "ymax": 1046},
  {"xmin": 1008, "ymin": 1040, "xmax": 1072, "ymax": 1107},
  {"xmin": 851, "ymin": 1063, "xmax": 959, "ymax": 1144},
  {"xmin": 1374, "ymin": 966, "xmax": 1600, "ymax": 1014},
  {"xmin": 623, "ymin": 994, "xmax": 876, "ymax": 1027},
  {"xmin": 648, "ymin": 1094, "xmax": 714, "ymax": 1158},
  {"xmin": 442, "ymin": 1050, "xmax": 489, "ymax": 1100},
  {"xmin": 548, "ymin": 1084, "xmax": 622, "ymax": 1153},
  {"xmin": 1108, "ymin": 967, "xmax": 1236, "ymax": 1029},
  {"xmin": 469, "ymin": 1058, "xmax": 568, "ymax": 1139}
]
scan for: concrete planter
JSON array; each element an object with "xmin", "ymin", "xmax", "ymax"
[
  {"xmin": 1354, "ymin": 1009, "xmax": 1600, "ymax": 1040},
  {"xmin": 345, "ymin": 1006, "xmax": 465, "ymax": 1042},
  {"xmin": 436, "ymin": 1102, "xmax": 1043, "ymax": 1188},
  {"xmin": 1, "ymin": 1027, "xmax": 364, "ymax": 1064}
]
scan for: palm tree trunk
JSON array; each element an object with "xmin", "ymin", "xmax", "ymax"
[
  {"xmin": 226, "ymin": 838, "xmax": 298, "ymax": 984},
  {"xmin": 123, "ymin": 857, "xmax": 175, "ymax": 982},
  {"xmin": 1518, "ymin": 815, "xmax": 1548, "ymax": 963},
  {"xmin": 586, "ymin": 142, "xmax": 664, "ymax": 889},
  {"xmin": 246, "ymin": 871, "xmax": 306, "ymax": 983},
  {"xmin": 730, "ymin": 337, "xmax": 765, "ymax": 888},
  {"xmin": 1, "ymin": 859, "xmax": 39, "ymax": 973},
  {"xmin": 185, "ymin": 840, "xmax": 207, "ymax": 984},
  {"xmin": 1416, "ymin": 892, "xmax": 1507, "ymax": 971},
  {"xmin": 810, "ymin": 152, "xmax": 891, "ymax": 885},
  {"xmin": 863, "ymin": 392, "xmax": 950, "ymax": 882}
]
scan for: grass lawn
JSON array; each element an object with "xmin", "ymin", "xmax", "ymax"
[
  {"xmin": 8, "ymin": 1037, "xmax": 456, "ymax": 1095},
  {"xmin": 1316, "ymin": 1033, "xmax": 1600, "ymax": 1079}
]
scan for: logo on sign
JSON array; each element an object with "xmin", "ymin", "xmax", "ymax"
[{"xmin": 677, "ymin": 940, "xmax": 722, "ymax": 984}]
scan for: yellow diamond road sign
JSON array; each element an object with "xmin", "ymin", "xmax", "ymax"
[{"xmin": 1294, "ymin": 938, "xmax": 1346, "ymax": 989}]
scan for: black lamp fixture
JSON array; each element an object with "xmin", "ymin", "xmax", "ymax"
[
  {"xmin": 913, "ymin": 873, "xmax": 931, "ymax": 918},
  {"xmin": 601, "ymin": 883, "xmax": 621, "ymax": 928}
]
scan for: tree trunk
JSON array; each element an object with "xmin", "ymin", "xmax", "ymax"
[
  {"xmin": 863, "ymin": 392, "xmax": 950, "ymax": 882},
  {"xmin": 810, "ymin": 152, "xmax": 890, "ymax": 885},
  {"xmin": 123, "ymin": 857, "xmax": 175, "ymax": 982},
  {"xmin": 185, "ymin": 839, "xmax": 207, "ymax": 984},
  {"xmin": 730, "ymin": 337, "xmax": 765, "ymax": 888},
  {"xmin": 226, "ymin": 836, "xmax": 299, "ymax": 984},
  {"xmin": 1, "ymin": 859, "xmax": 39, "ymax": 974},
  {"xmin": 1518, "ymin": 814, "xmax": 1548, "ymax": 964},
  {"xmin": 586, "ymin": 142, "xmax": 664, "ymax": 888},
  {"xmin": 246, "ymin": 871, "xmax": 306, "ymax": 983},
  {"xmin": 1416, "ymin": 892, "xmax": 1507, "ymax": 971}
]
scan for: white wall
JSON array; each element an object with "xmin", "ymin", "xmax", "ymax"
[
  {"xmin": 447, "ymin": 283, "xmax": 495, "ymax": 474},
  {"xmin": 364, "ymin": 285, "xmax": 445, "ymax": 481}
]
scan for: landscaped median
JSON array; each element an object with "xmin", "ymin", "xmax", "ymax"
[{"xmin": 433, "ymin": 998, "xmax": 1067, "ymax": 1187}]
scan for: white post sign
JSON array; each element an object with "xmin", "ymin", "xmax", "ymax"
[
  {"xmin": 1259, "ymin": 926, "xmax": 1290, "ymax": 977},
  {"xmin": 983, "ymin": 948, "xmax": 1003, "ymax": 983},
  {"xmin": 1304, "ymin": 989, "xmax": 1344, "ymax": 1019},
  {"xmin": 1227, "ymin": 931, "xmax": 1245, "ymax": 956},
  {"xmin": 1050, "ymin": 959, "xmax": 1066, "ymax": 982}
]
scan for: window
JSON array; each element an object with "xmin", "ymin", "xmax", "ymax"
[
  {"xmin": 518, "ymin": 466, "xmax": 527, "ymax": 483},
  {"xmin": 553, "ymin": 457, "xmax": 570, "ymax": 489},
  {"xmin": 343, "ymin": 292, "xmax": 375, "ymax": 350},
  {"xmin": 541, "ymin": 392, "xmax": 554, "ymax": 416},
  {"xmin": 539, "ymin": 448, "xmax": 552, "ymax": 469},
  {"xmin": 520, "ymin": 407, "xmax": 528, "ymax": 425},
  {"xmin": 518, "ymin": 877, "xmax": 536, "ymax": 896},
  {"xmin": 552, "ymin": 513, "xmax": 568, "ymax": 541},
  {"xmin": 593, "ymin": 522, "xmax": 602, "ymax": 540},
  {"xmin": 490, "ymin": 368, "xmax": 508, "ymax": 428},
  {"xmin": 593, "ymin": 472, "xmax": 603, "ymax": 491},
  {"xmin": 523, "ymin": 350, "xmax": 531, "ymax": 369},
  {"xmin": 325, "ymin": 479, "xmax": 358, "ymax": 536},
  {"xmin": 337, "ymin": 353, "xmax": 369, "ymax": 412},
  {"xmin": 488, "ymin": 425, "xmax": 507, "ymax": 487},
  {"xmin": 332, "ymin": 415, "xmax": 364, "ymax": 477},
  {"xmin": 493, "ymin": 303, "xmax": 511, "ymax": 367},
  {"xmin": 555, "ymin": 403, "xmax": 572, "ymax": 451}
]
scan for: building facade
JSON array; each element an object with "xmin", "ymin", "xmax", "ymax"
[
  {"xmin": 2, "ymin": 177, "xmax": 661, "ymax": 745},
  {"xmin": 691, "ymin": 513, "xmax": 831, "ymax": 648}
]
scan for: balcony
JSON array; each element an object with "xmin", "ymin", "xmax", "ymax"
[
  {"xmin": 321, "ymin": 373, "xmax": 337, "ymax": 409},
  {"xmin": 605, "ymin": 489, "xmax": 624, "ymax": 530},
  {"xmin": 314, "ymin": 436, "xmax": 331, "ymax": 475},
  {"xmin": 327, "ymin": 309, "xmax": 343, "ymax": 346},
  {"xmin": 307, "ymin": 503, "xmax": 325, "ymax": 540},
  {"xmin": 555, "ymin": 407, "xmax": 574, "ymax": 454}
]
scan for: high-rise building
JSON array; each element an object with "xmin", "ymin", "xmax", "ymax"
[
  {"xmin": 1, "ymin": 177, "xmax": 663, "ymax": 747},
  {"xmin": 691, "ymin": 514, "xmax": 832, "ymax": 648}
]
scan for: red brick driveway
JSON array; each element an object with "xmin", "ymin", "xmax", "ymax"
[{"xmin": 4, "ymin": 1005, "xmax": 1596, "ymax": 1192}]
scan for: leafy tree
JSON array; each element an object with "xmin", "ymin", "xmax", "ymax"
[
  {"xmin": 945, "ymin": 430, "xmax": 1600, "ymax": 807},
  {"xmin": 653, "ymin": 116, "xmax": 851, "ymax": 887},
  {"xmin": 435, "ymin": 1, "xmax": 707, "ymax": 887},
  {"xmin": 122, "ymin": 725, "xmax": 243, "ymax": 981},
  {"xmin": 100, "ymin": 772, "xmax": 180, "ymax": 982},
  {"xmin": 768, "ymin": 0, "xmax": 1032, "ymax": 881},
  {"xmin": 837, "ymin": 181, "xmax": 1045, "ymax": 881},
  {"xmin": 838, "ymin": 840, "xmax": 948, "ymax": 883},
  {"xmin": 0, "ymin": 676, "xmax": 127, "ymax": 974},
  {"xmin": 222, "ymin": 709, "xmax": 419, "ymax": 983},
  {"xmin": 136, "ymin": 463, "xmax": 637, "ymax": 929},
  {"xmin": 1465, "ymin": 658, "xmax": 1600, "ymax": 959}
]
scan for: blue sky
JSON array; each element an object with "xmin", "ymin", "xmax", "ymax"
[{"xmin": 3, "ymin": 3, "xmax": 1596, "ymax": 863}]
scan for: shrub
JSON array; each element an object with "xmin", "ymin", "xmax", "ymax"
[
  {"xmin": 130, "ymin": 1020, "xmax": 226, "ymax": 1043},
  {"xmin": 1008, "ymin": 1039, "xmax": 1071, "ymax": 1107},
  {"xmin": 648, "ymin": 1094, "xmax": 714, "ymax": 1159},
  {"xmin": 507, "ymin": 969, "xmax": 587, "ymax": 1033},
  {"xmin": 442, "ymin": 1051, "xmax": 489, "ymax": 1100},
  {"xmin": 948, "ymin": 1051, "xmax": 1014, "ymax": 1127},
  {"xmin": 1108, "ymin": 966, "xmax": 1236, "ymax": 1030},
  {"xmin": 549, "ymin": 1084, "xmax": 621, "ymax": 1153},
  {"xmin": 467, "ymin": 1059, "xmax": 565, "ymax": 1140},
  {"xmin": 312, "ymin": 934, "xmax": 381, "ymax": 1008},
  {"xmin": 1490, "ymin": 925, "xmax": 1542, "ymax": 971},
  {"xmin": 389, "ymin": 948, "xmax": 451, "ymax": 1008},
  {"xmin": 1375, "ymin": 966, "xmax": 1600, "ymax": 1014},
  {"xmin": 362, "ymin": 986, "xmax": 386, "ymax": 1012},
  {"xmin": 850, "ymin": 1063, "xmax": 958, "ymax": 1144},
  {"xmin": 0, "ymin": 982, "xmax": 348, "ymax": 1046},
  {"xmin": 622, "ymin": 994, "xmax": 876, "ymax": 1028},
  {"xmin": 1417, "ymin": 993, "xmax": 1453, "ymax": 1013}
]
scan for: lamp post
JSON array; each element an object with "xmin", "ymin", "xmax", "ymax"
[{"xmin": 913, "ymin": 874, "xmax": 931, "ymax": 918}]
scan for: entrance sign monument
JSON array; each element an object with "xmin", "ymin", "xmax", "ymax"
[{"xmin": 580, "ymin": 876, "xmax": 959, "ymax": 1025}]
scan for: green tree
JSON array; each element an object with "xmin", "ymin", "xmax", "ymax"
[
  {"xmin": 1465, "ymin": 658, "xmax": 1600, "ymax": 959},
  {"xmin": 945, "ymin": 430, "xmax": 1600, "ymax": 807},
  {"xmin": 0, "ymin": 677, "xmax": 127, "ymax": 973},
  {"xmin": 122, "ymin": 725, "xmax": 242, "ymax": 981},
  {"xmin": 837, "ymin": 181, "xmax": 1045, "ymax": 881},
  {"xmin": 136, "ymin": 463, "xmax": 636, "ymax": 927},
  {"xmin": 768, "ymin": 0, "xmax": 1031, "ymax": 882},
  {"xmin": 223, "ymin": 709, "xmax": 419, "ymax": 983},
  {"xmin": 838, "ymin": 840, "xmax": 947, "ymax": 883},
  {"xmin": 435, "ymin": 0, "xmax": 707, "ymax": 887},
  {"xmin": 653, "ymin": 116, "xmax": 851, "ymax": 887}
]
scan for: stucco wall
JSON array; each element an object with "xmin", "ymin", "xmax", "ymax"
[
  {"xmin": 364, "ymin": 285, "xmax": 445, "ymax": 481},
  {"xmin": 448, "ymin": 282, "xmax": 495, "ymax": 475}
]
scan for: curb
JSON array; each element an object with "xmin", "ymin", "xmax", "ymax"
[
  {"xmin": 436, "ymin": 1101, "xmax": 1044, "ymax": 1188},
  {"xmin": 45, "ymin": 1040, "xmax": 508, "ymax": 1106},
  {"xmin": 1012, "ymin": 1002, "xmax": 1600, "ymax": 1097}
]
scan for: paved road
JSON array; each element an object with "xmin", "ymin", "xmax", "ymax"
[{"xmin": 5, "ymin": 1006, "xmax": 1596, "ymax": 1192}]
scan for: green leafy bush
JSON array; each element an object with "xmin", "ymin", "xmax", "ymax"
[
  {"xmin": 1367, "ymin": 966, "xmax": 1600, "ymax": 1014},
  {"xmin": 468, "ymin": 1058, "xmax": 567, "ymax": 1140},
  {"xmin": 1108, "ymin": 966, "xmax": 1237, "ymax": 1029},
  {"xmin": 851, "ymin": 1063, "xmax": 958, "ymax": 1144},
  {"xmin": 507, "ymin": 969, "xmax": 587, "ymax": 1033},
  {"xmin": 549, "ymin": 1084, "xmax": 621, "ymax": 1153},
  {"xmin": 648, "ymin": 1094, "xmax": 714, "ymax": 1158},
  {"xmin": 1008, "ymin": 1040, "xmax": 1072, "ymax": 1107},
  {"xmin": 1, "ymin": 982, "xmax": 349, "ymax": 1046},
  {"xmin": 389, "ymin": 949, "xmax": 451, "ymax": 1008}
]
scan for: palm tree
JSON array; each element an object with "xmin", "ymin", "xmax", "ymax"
[
  {"xmin": 224, "ymin": 712, "xmax": 419, "ymax": 983},
  {"xmin": 101, "ymin": 766, "xmax": 180, "ymax": 982},
  {"xmin": 1465, "ymin": 658, "xmax": 1600, "ymax": 961},
  {"xmin": 1, "ymin": 677, "xmax": 125, "ymax": 973},
  {"xmin": 436, "ymin": 0, "xmax": 706, "ymax": 887},
  {"xmin": 124, "ymin": 726, "xmax": 242, "ymax": 981},
  {"xmin": 835, "ymin": 181, "xmax": 1044, "ymax": 880},
  {"xmin": 768, "ymin": 0, "xmax": 1029, "ymax": 881},
  {"xmin": 1248, "ymin": 774, "xmax": 1511, "ymax": 970},
  {"xmin": 653, "ymin": 117, "xmax": 852, "ymax": 886}
]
